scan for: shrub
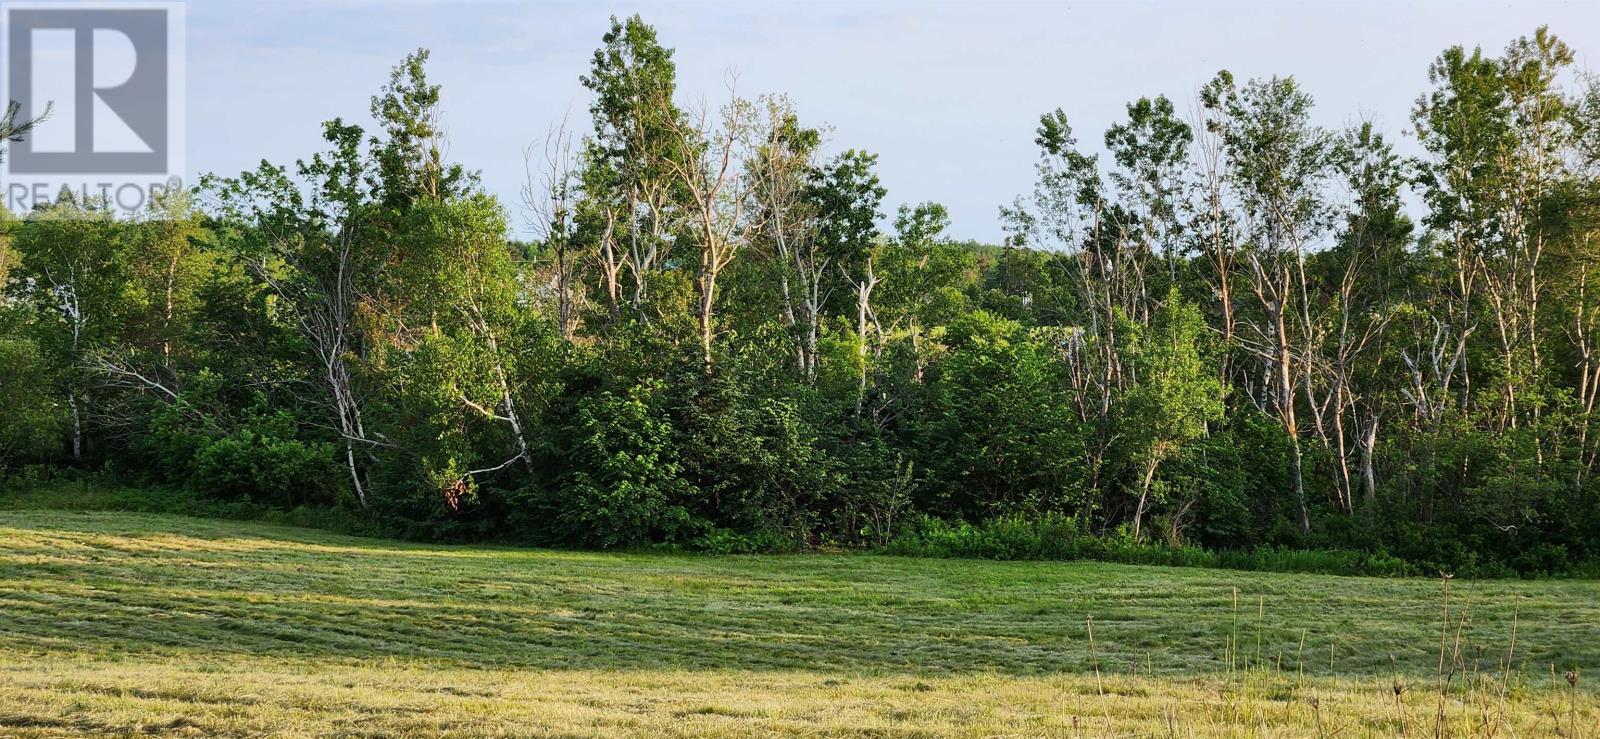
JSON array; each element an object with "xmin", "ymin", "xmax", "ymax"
[
  {"xmin": 0, "ymin": 334, "xmax": 64, "ymax": 467},
  {"xmin": 883, "ymin": 514, "xmax": 1420, "ymax": 577},
  {"xmin": 689, "ymin": 527, "xmax": 795, "ymax": 555},
  {"xmin": 555, "ymin": 384, "xmax": 694, "ymax": 548},
  {"xmin": 191, "ymin": 424, "xmax": 338, "ymax": 508}
]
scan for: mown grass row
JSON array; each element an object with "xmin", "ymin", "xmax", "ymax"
[
  {"xmin": 4, "ymin": 662, "xmax": 1592, "ymax": 737},
  {"xmin": 0, "ymin": 509, "xmax": 1595, "ymax": 736}
]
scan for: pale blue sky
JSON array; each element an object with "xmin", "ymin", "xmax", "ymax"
[{"xmin": 188, "ymin": 1, "xmax": 1600, "ymax": 242}]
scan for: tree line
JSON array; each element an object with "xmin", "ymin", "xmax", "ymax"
[{"xmin": 3, "ymin": 17, "xmax": 1599, "ymax": 574}]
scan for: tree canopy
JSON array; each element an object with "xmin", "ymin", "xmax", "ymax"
[{"xmin": 4, "ymin": 19, "xmax": 1600, "ymax": 576}]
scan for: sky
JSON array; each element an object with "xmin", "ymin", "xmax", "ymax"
[{"xmin": 185, "ymin": 0, "xmax": 1600, "ymax": 243}]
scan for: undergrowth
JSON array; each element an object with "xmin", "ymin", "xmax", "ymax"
[{"xmin": 6, "ymin": 475, "xmax": 1598, "ymax": 579}]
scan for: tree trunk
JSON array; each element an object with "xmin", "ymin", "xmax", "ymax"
[
  {"xmin": 910, "ymin": 317, "xmax": 924, "ymax": 382},
  {"xmin": 1276, "ymin": 307, "xmax": 1311, "ymax": 535},
  {"xmin": 163, "ymin": 251, "xmax": 179, "ymax": 364},
  {"xmin": 485, "ymin": 330, "xmax": 531, "ymax": 466},
  {"xmin": 67, "ymin": 393, "xmax": 82, "ymax": 463},
  {"xmin": 1133, "ymin": 455, "xmax": 1159, "ymax": 540},
  {"xmin": 769, "ymin": 218, "xmax": 806, "ymax": 378},
  {"xmin": 327, "ymin": 354, "xmax": 369, "ymax": 509},
  {"xmin": 853, "ymin": 255, "xmax": 878, "ymax": 419},
  {"xmin": 699, "ymin": 267, "xmax": 717, "ymax": 371},
  {"xmin": 1360, "ymin": 413, "xmax": 1379, "ymax": 525},
  {"xmin": 1331, "ymin": 383, "xmax": 1352, "ymax": 515},
  {"xmin": 555, "ymin": 242, "xmax": 574, "ymax": 341},
  {"xmin": 628, "ymin": 189, "xmax": 649, "ymax": 317},
  {"xmin": 344, "ymin": 440, "xmax": 367, "ymax": 509},
  {"xmin": 799, "ymin": 256, "xmax": 822, "ymax": 384},
  {"xmin": 599, "ymin": 213, "xmax": 622, "ymax": 324},
  {"xmin": 805, "ymin": 309, "xmax": 819, "ymax": 382}
]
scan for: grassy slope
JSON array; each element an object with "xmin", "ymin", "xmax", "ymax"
[{"xmin": 0, "ymin": 510, "xmax": 1595, "ymax": 737}]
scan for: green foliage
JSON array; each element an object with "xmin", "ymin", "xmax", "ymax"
[
  {"xmin": 0, "ymin": 330, "xmax": 63, "ymax": 464},
  {"xmin": 688, "ymin": 526, "xmax": 796, "ymax": 555},
  {"xmin": 884, "ymin": 514, "xmax": 1413, "ymax": 577},
  {"xmin": 810, "ymin": 149, "xmax": 886, "ymax": 263},
  {"xmin": 914, "ymin": 311, "xmax": 1087, "ymax": 517},
  {"xmin": 3, "ymin": 20, "xmax": 1600, "ymax": 580},
  {"xmin": 190, "ymin": 425, "xmax": 335, "ymax": 508},
  {"xmin": 136, "ymin": 371, "xmax": 340, "ymax": 508},
  {"xmin": 1119, "ymin": 290, "xmax": 1226, "ymax": 537},
  {"xmin": 370, "ymin": 48, "xmax": 474, "ymax": 208},
  {"xmin": 556, "ymin": 383, "xmax": 692, "ymax": 548}
]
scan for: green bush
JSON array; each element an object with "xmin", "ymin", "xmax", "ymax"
[
  {"xmin": 912, "ymin": 313, "xmax": 1089, "ymax": 518},
  {"xmin": 689, "ymin": 527, "xmax": 796, "ymax": 555},
  {"xmin": 134, "ymin": 373, "xmax": 340, "ymax": 508},
  {"xmin": 555, "ymin": 384, "xmax": 694, "ymax": 548},
  {"xmin": 191, "ymin": 425, "xmax": 338, "ymax": 507},
  {"xmin": 882, "ymin": 514, "xmax": 1419, "ymax": 577},
  {"xmin": 0, "ymin": 333, "xmax": 64, "ymax": 467}
]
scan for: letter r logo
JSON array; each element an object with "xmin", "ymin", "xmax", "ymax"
[{"xmin": 6, "ymin": 6, "xmax": 169, "ymax": 174}]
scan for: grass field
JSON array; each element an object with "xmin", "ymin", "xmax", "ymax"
[{"xmin": 0, "ymin": 509, "xmax": 1595, "ymax": 736}]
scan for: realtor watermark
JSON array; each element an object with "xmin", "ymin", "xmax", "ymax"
[{"xmin": 2, "ymin": 1, "xmax": 184, "ymax": 215}]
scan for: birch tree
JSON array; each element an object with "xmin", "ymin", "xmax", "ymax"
[
  {"xmin": 1203, "ymin": 71, "xmax": 1339, "ymax": 535},
  {"xmin": 582, "ymin": 15, "xmax": 685, "ymax": 320},
  {"xmin": 748, "ymin": 96, "xmax": 825, "ymax": 380},
  {"xmin": 661, "ymin": 89, "xmax": 758, "ymax": 370}
]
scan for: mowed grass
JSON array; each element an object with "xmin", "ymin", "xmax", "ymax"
[{"xmin": 0, "ymin": 510, "xmax": 1595, "ymax": 736}]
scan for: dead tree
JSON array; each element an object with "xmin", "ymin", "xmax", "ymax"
[
  {"xmin": 524, "ymin": 116, "xmax": 581, "ymax": 341},
  {"xmin": 660, "ymin": 85, "xmax": 758, "ymax": 371}
]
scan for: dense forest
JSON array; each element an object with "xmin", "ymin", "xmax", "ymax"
[{"xmin": 3, "ymin": 17, "xmax": 1599, "ymax": 575}]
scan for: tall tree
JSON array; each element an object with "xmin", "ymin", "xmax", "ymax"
[
  {"xmin": 811, "ymin": 149, "xmax": 886, "ymax": 414},
  {"xmin": 581, "ymin": 15, "xmax": 685, "ymax": 319},
  {"xmin": 1122, "ymin": 289, "xmax": 1224, "ymax": 539},
  {"xmin": 12, "ymin": 202, "xmax": 123, "ymax": 462},
  {"xmin": 1204, "ymin": 71, "xmax": 1339, "ymax": 535},
  {"xmin": 1104, "ymin": 95, "xmax": 1192, "ymax": 319},
  {"xmin": 748, "ymin": 96, "xmax": 824, "ymax": 380},
  {"xmin": 661, "ymin": 90, "xmax": 758, "ymax": 370},
  {"xmin": 1319, "ymin": 123, "xmax": 1411, "ymax": 519},
  {"xmin": 206, "ymin": 121, "xmax": 382, "ymax": 507}
]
